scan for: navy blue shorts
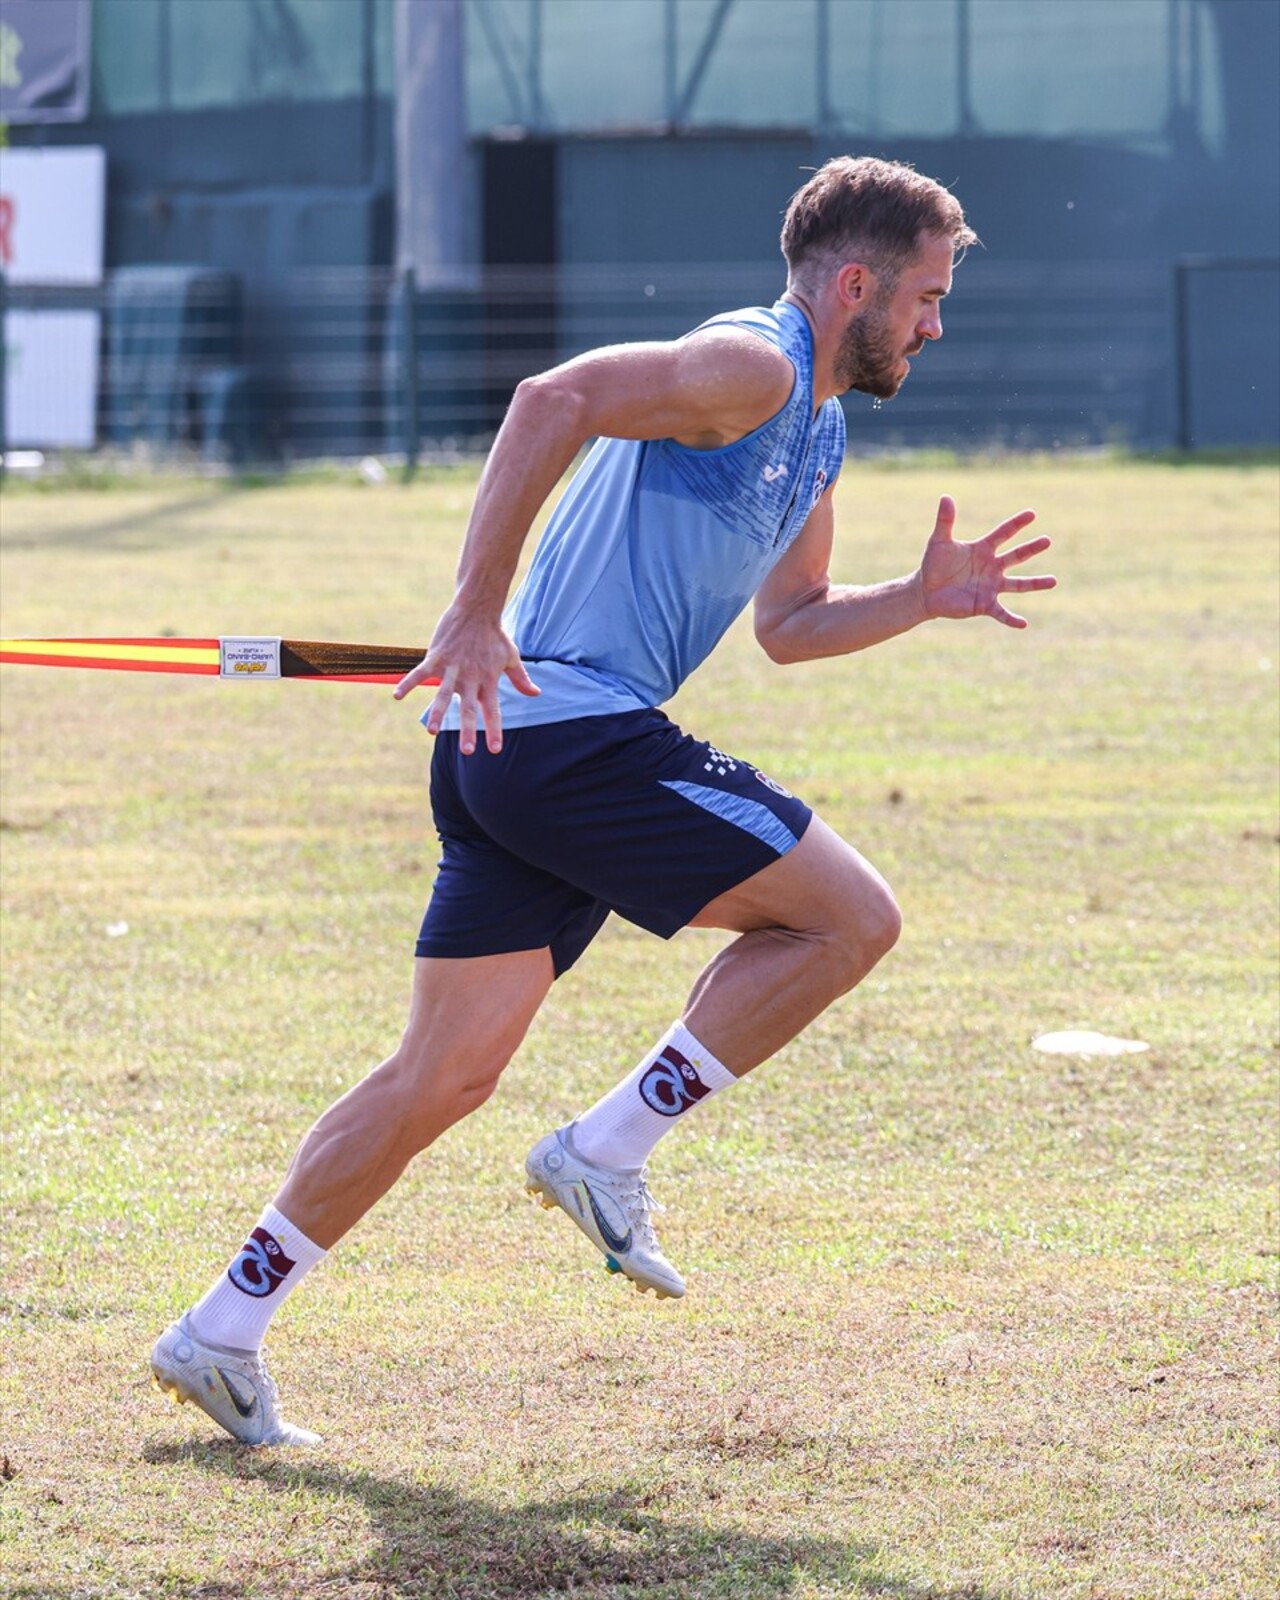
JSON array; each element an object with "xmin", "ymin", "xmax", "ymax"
[{"xmin": 416, "ymin": 708, "xmax": 812, "ymax": 976}]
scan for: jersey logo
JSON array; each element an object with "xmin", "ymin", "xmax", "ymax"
[
  {"xmin": 762, "ymin": 463, "xmax": 789, "ymax": 484},
  {"xmin": 811, "ymin": 467, "xmax": 828, "ymax": 507}
]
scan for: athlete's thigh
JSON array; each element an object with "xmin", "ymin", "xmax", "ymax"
[
  {"xmin": 402, "ymin": 949, "xmax": 555, "ymax": 1067},
  {"xmin": 688, "ymin": 812, "xmax": 897, "ymax": 936}
]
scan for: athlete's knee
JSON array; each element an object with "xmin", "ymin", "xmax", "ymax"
[
  {"xmin": 793, "ymin": 823, "xmax": 901, "ymax": 975},
  {"xmin": 422, "ymin": 1072, "xmax": 500, "ymax": 1131},
  {"xmin": 381, "ymin": 1043, "xmax": 508, "ymax": 1147},
  {"xmin": 823, "ymin": 875, "xmax": 901, "ymax": 990},
  {"xmin": 857, "ymin": 879, "xmax": 903, "ymax": 964}
]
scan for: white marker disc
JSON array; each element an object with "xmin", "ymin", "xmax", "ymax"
[{"xmin": 1032, "ymin": 1030, "xmax": 1150, "ymax": 1056}]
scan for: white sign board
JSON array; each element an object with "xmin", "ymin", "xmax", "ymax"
[
  {"xmin": 4, "ymin": 310, "xmax": 98, "ymax": 446},
  {"xmin": 1, "ymin": 145, "xmax": 105, "ymax": 447}
]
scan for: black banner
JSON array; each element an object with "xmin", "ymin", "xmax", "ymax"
[{"xmin": 0, "ymin": 0, "xmax": 91, "ymax": 124}]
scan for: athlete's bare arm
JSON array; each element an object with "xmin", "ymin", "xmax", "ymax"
[
  {"xmin": 395, "ymin": 329, "xmax": 795, "ymax": 754},
  {"xmin": 754, "ymin": 490, "xmax": 1056, "ymax": 664}
]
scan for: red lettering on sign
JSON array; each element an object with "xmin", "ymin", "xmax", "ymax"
[{"xmin": 0, "ymin": 197, "xmax": 13, "ymax": 267}]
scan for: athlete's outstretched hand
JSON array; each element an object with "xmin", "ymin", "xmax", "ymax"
[
  {"xmin": 393, "ymin": 602, "xmax": 539, "ymax": 755},
  {"xmin": 920, "ymin": 496, "xmax": 1056, "ymax": 628}
]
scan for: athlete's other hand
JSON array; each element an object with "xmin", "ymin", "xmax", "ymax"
[
  {"xmin": 393, "ymin": 605, "xmax": 539, "ymax": 754},
  {"xmin": 920, "ymin": 496, "xmax": 1056, "ymax": 629}
]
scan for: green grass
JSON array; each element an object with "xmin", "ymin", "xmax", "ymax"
[{"xmin": 1, "ymin": 459, "xmax": 1276, "ymax": 1599}]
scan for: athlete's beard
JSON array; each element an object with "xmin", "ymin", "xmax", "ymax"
[{"xmin": 835, "ymin": 296, "xmax": 917, "ymax": 400}]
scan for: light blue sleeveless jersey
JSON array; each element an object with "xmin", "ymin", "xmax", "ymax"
[{"xmin": 441, "ymin": 299, "xmax": 846, "ymax": 730}]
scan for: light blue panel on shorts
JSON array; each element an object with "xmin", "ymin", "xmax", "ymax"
[{"xmin": 660, "ymin": 779, "xmax": 799, "ymax": 857}]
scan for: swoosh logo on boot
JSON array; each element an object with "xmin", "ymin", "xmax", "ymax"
[
  {"xmin": 582, "ymin": 1182, "xmax": 632, "ymax": 1255},
  {"xmin": 214, "ymin": 1365, "xmax": 260, "ymax": 1419}
]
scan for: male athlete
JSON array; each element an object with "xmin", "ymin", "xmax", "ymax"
[{"xmin": 151, "ymin": 156, "xmax": 1055, "ymax": 1445}]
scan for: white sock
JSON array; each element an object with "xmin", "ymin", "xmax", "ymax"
[
  {"xmin": 571, "ymin": 1021, "xmax": 738, "ymax": 1169},
  {"xmin": 187, "ymin": 1205, "xmax": 326, "ymax": 1353}
]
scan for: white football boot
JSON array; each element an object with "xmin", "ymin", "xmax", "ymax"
[
  {"xmin": 525, "ymin": 1124, "xmax": 685, "ymax": 1298},
  {"xmin": 150, "ymin": 1313, "xmax": 321, "ymax": 1447}
]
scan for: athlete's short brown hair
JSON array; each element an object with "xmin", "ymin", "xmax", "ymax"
[{"xmin": 781, "ymin": 156, "xmax": 977, "ymax": 290}]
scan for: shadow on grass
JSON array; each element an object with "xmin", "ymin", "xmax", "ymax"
[
  {"xmin": 120, "ymin": 1440, "xmax": 1004, "ymax": 1600},
  {"xmin": 0, "ymin": 488, "xmax": 231, "ymax": 552}
]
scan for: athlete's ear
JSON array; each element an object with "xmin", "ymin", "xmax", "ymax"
[{"xmin": 835, "ymin": 261, "xmax": 877, "ymax": 308}]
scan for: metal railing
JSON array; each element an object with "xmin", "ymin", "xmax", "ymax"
[
  {"xmin": 2, "ymin": 257, "xmax": 1273, "ymax": 472},
  {"xmin": 1171, "ymin": 256, "xmax": 1280, "ymax": 451}
]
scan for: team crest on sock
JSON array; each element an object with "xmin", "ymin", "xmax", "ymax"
[
  {"xmin": 227, "ymin": 1227, "xmax": 298, "ymax": 1298},
  {"xmin": 639, "ymin": 1044, "xmax": 711, "ymax": 1117}
]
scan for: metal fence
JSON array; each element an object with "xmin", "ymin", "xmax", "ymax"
[
  {"xmin": 2, "ymin": 257, "xmax": 1275, "ymax": 471},
  {"xmin": 1172, "ymin": 257, "xmax": 1280, "ymax": 451}
]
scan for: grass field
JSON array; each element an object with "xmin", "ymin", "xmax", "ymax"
[{"xmin": 0, "ymin": 457, "xmax": 1276, "ymax": 1600}]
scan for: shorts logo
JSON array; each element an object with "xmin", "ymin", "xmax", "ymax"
[
  {"xmin": 754, "ymin": 769, "xmax": 793, "ymax": 798},
  {"xmin": 703, "ymin": 746, "xmax": 738, "ymax": 778},
  {"xmin": 227, "ymin": 1227, "xmax": 297, "ymax": 1298},
  {"xmin": 639, "ymin": 1044, "xmax": 712, "ymax": 1117}
]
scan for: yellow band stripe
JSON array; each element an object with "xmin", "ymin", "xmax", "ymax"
[{"xmin": 1, "ymin": 639, "xmax": 219, "ymax": 666}]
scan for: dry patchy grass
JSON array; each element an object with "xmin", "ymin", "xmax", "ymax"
[{"xmin": 1, "ymin": 459, "xmax": 1277, "ymax": 1599}]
